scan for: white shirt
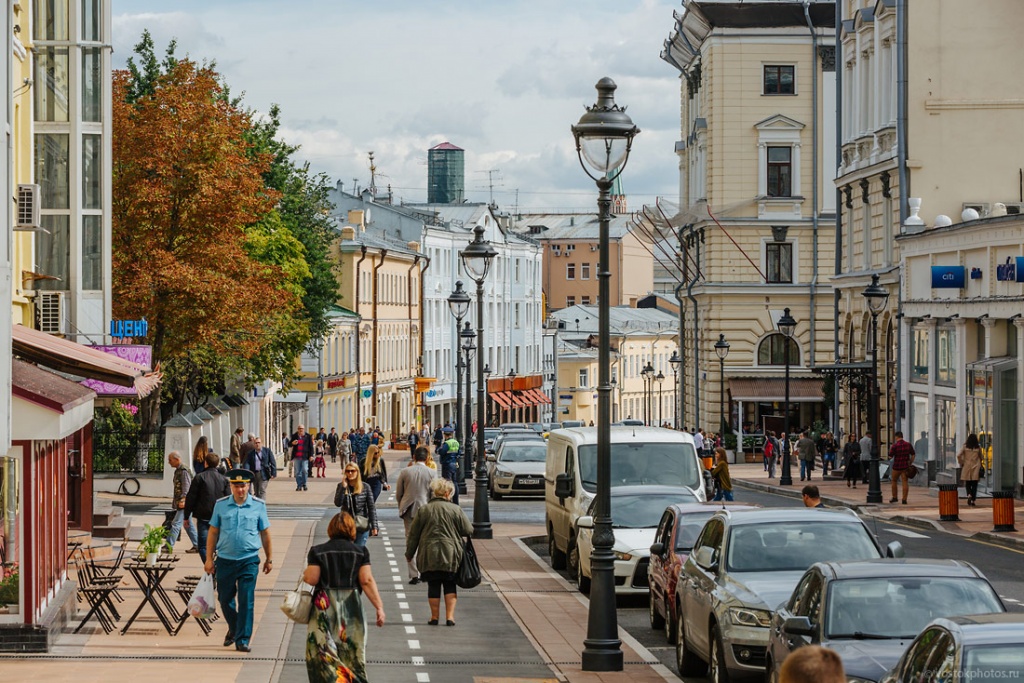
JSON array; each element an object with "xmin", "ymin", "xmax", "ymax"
[{"xmin": 693, "ymin": 432, "xmax": 705, "ymax": 450}]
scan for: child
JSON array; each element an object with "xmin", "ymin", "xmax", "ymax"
[{"xmin": 313, "ymin": 442, "xmax": 326, "ymax": 478}]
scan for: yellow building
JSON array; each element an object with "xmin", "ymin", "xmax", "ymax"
[
  {"xmin": 11, "ymin": 0, "xmax": 34, "ymax": 328},
  {"xmin": 662, "ymin": 1, "xmax": 836, "ymax": 436}
]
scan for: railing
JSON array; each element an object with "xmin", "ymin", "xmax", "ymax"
[{"xmin": 93, "ymin": 428, "xmax": 165, "ymax": 474}]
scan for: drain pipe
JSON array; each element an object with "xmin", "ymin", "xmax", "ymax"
[
  {"xmin": 894, "ymin": 0, "xmax": 909, "ymax": 431},
  {"xmin": 674, "ymin": 226, "xmax": 690, "ymax": 428},
  {"xmin": 372, "ymin": 250, "xmax": 388, "ymax": 430},
  {"xmin": 803, "ymin": 0, "xmax": 820, "ymax": 376},
  {"xmin": 355, "ymin": 246, "xmax": 368, "ymax": 426},
  {"xmin": 832, "ymin": 0, "xmax": 843, "ymax": 437},
  {"xmin": 686, "ymin": 225, "xmax": 701, "ymax": 431}
]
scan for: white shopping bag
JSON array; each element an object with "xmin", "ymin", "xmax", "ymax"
[{"xmin": 187, "ymin": 573, "xmax": 217, "ymax": 619}]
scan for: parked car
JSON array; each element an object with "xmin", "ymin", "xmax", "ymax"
[
  {"xmin": 482, "ymin": 428, "xmax": 500, "ymax": 453},
  {"xmin": 574, "ymin": 486, "xmax": 699, "ymax": 595},
  {"xmin": 648, "ymin": 503, "xmax": 759, "ymax": 644},
  {"xmin": 490, "ymin": 428, "xmax": 543, "ymax": 456},
  {"xmin": 613, "ymin": 419, "xmax": 646, "ymax": 426},
  {"xmin": 561, "ymin": 420, "xmax": 585, "ymax": 428},
  {"xmin": 766, "ymin": 559, "xmax": 1005, "ymax": 683},
  {"xmin": 546, "ymin": 422, "xmax": 563, "ymax": 432},
  {"xmin": 527, "ymin": 422, "xmax": 547, "ymax": 437},
  {"xmin": 675, "ymin": 507, "xmax": 905, "ymax": 682},
  {"xmin": 486, "ymin": 440, "xmax": 547, "ymax": 499},
  {"xmin": 879, "ymin": 614, "xmax": 1024, "ymax": 683}
]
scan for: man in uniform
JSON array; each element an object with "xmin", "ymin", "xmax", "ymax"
[
  {"xmin": 436, "ymin": 426, "xmax": 460, "ymax": 504},
  {"xmin": 205, "ymin": 469, "xmax": 273, "ymax": 653}
]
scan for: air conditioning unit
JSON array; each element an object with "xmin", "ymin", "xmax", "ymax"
[
  {"xmin": 37, "ymin": 291, "xmax": 65, "ymax": 334},
  {"xmin": 16, "ymin": 184, "xmax": 40, "ymax": 229}
]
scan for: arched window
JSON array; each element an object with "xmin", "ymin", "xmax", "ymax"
[{"xmin": 757, "ymin": 333, "xmax": 799, "ymax": 366}]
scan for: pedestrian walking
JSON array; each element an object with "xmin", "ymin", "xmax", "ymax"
[
  {"xmin": 797, "ymin": 431, "xmax": 817, "ymax": 481},
  {"xmin": 842, "ymin": 434, "xmax": 862, "ymax": 488},
  {"xmin": 395, "ymin": 447, "xmax": 438, "ymax": 584},
  {"xmin": 193, "ymin": 436, "xmax": 210, "ymax": 474},
  {"xmin": 335, "ymin": 463, "xmax": 377, "ymax": 546},
  {"xmin": 766, "ymin": 430, "xmax": 779, "ymax": 479},
  {"xmin": 184, "ymin": 451, "xmax": 229, "ymax": 562},
  {"xmin": 302, "ymin": 511, "xmax": 385, "ymax": 683},
  {"xmin": 362, "ymin": 444, "xmax": 390, "ymax": 501},
  {"xmin": 242, "ymin": 437, "xmax": 276, "ymax": 499},
  {"xmin": 289, "ymin": 424, "xmax": 314, "ymax": 491},
  {"xmin": 204, "ymin": 469, "xmax": 273, "ymax": 653},
  {"xmin": 818, "ymin": 431, "xmax": 838, "ymax": 476},
  {"xmin": 859, "ymin": 432, "xmax": 873, "ymax": 484},
  {"xmin": 711, "ymin": 447, "xmax": 733, "ymax": 501},
  {"xmin": 166, "ymin": 452, "xmax": 200, "ymax": 553},
  {"xmin": 437, "ymin": 426, "xmax": 460, "ymax": 504},
  {"xmin": 405, "ymin": 477, "xmax": 473, "ymax": 626},
  {"xmin": 888, "ymin": 431, "xmax": 916, "ymax": 504},
  {"xmin": 338, "ymin": 430, "xmax": 353, "ymax": 464},
  {"xmin": 957, "ymin": 433, "xmax": 983, "ymax": 507},
  {"xmin": 230, "ymin": 427, "xmax": 245, "ymax": 467},
  {"xmin": 352, "ymin": 427, "xmax": 371, "ymax": 464},
  {"xmin": 327, "ymin": 427, "xmax": 340, "ymax": 464},
  {"xmin": 408, "ymin": 429, "xmax": 420, "ymax": 451},
  {"xmin": 313, "ymin": 441, "xmax": 327, "ymax": 478}
]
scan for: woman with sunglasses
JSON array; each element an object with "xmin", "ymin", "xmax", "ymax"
[{"xmin": 334, "ymin": 464, "xmax": 377, "ymax": 546}]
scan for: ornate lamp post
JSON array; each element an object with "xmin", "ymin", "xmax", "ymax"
[
  {"xmin": 656, "ymin": 371, "xmax": 665, "ymax": 426},
  {"xmin": 448, "ymin": 282, "xmax": 472, "ymax": 492},
  {"xmin": 714, "ymin": 334, "xmax": 731, "ymax": 434},
  {"xmin": 460, "ymin": 224, "xmax": 498, "ymax": 539},
  {"xmin": 777, "ymin": 308, "xmax": 797, "ymax": 486},
  {"xmin": 507, "ymin": 369, "xmax": 517, "ymax": 422},
  {"xmin": 461, "ymin": 321, "xmax": 476, "ymax": 493},
  {"xmin": 641, "ymin": 361, "xmax": 655, "ymax": 426},
  {"xmin": 669, "ymin": 350, "xmax": 681, "ymax": 429},
  {"xmin": 862, "ymin": 274, "xmax": 890, "ymax": 504},
  {"xmin": 572, "ymin": 76, "xmax": 638, "ymax": 672},
  {"xmin": 610, "ymin": 377, "xmax": 618, "ymax": 422}
]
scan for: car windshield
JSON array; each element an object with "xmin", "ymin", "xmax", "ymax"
[
  {"xmin": 578, "ymin": 442, "xmax": 700, "ymax": 493},
  {"xmin": 675, "ymin": 512, "xmax": 716, "ymax": 551},
  {"xmin": 499, "ymin": 444, "xmax": 547, "ymax": 463},
  {"xmin": 726, "ymin": 522, "xmax": 880, "ymax": 572},
  {"xmin": 606, "ymin": 494, "xmax": 696, "ymax": 529},
  {"xmin": 964, "ymin": 644, "xmax": 1024, "ymax": 675},
  {"xmin": 484, "ymin": 429, "xmax": 499, "ymax": 440},
  {"xmin": 825, "ymin": 578, "xmax": 1004, "ymax": 639}
]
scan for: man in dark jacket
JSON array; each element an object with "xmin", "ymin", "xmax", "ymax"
[
  {"xmin": 352, "ymin": 427, "xmax": 370, "ymax": 464},
  {"xmin": 327, "ymin": 428, "xmax": 340, "ymax": 463},
  {"xmin": 289, "ymin": 425, "xmax": 314, "ymax": 492},
  {"xmin": 243, "ymin": 437, "xmax": 277, "ymax": 499},
  {"xmin": 184, "ymin": 452, "xmax": 230, "ymax": 562},
  {"xmin": 797, "ymin": 431, "xmax": 817, "ymax": 482}
]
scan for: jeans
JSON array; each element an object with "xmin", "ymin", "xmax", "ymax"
[
  {"xmin": 168, "ymin": 508, "xmax": 198, "ymax": 549},
  {"xmin": 965, "ymin": 479, "xmax": 979, "ymax": 501},
  {"xmin": 354, "ymin": 529, "xmax": 369, "ymax": 547},
  {"xmin": 800, "ymin": 460, "xmax": 813, "ymax": 480},
  {"xmin": 823, "ymin": 453, "xmax": 835, "ymax": 476},
  {"xmin": 294, "ymin": 458, "xmax": 308, "ymax": 489},
  {"xmin": 367, "ymin": 478, "xmax": 383, "ymax": 503},
  {"xmin": 767, "ymin": 455, "xmax": 776, "ymax": 478},
  {"xmin": 442, "ymin": 463, "xmax": 459, "ymax": 504},
  {"xmin": 215, "ymin": 555, "xmax": 260, "ymax": 647},
  {"xmin": 196, "ymin": 519, "xmax": 211, "ymax": 562},
  {"xmin": 713, "ymin": 489, "xmax": 734, "ymax": 501}
]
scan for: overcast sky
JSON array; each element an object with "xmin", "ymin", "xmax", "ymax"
[{"xmin": 112, "ymin": 0, "xmax": 683, "ymax": 213}]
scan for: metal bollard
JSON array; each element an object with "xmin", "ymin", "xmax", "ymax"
[
  {"xmin": 992, "ymin": 490, "xmax": 1017, "ymax": 532},
  {"xmin": 937, "ymin": 484, "xmax": 959, "ymax": 521}
]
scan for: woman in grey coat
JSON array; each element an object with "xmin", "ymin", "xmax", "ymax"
[{"xmin": 405, "ymin": 477, "xmax": 473, "ymax": 626}]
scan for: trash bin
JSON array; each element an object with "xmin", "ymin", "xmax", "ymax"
[
  {"xmin": 937, "ymin": 484, "xmax": 959, "ymax": 521},
  {"xmin": 702, "ymin": 456, "xmax": 714, "ymax": 471},
  {"xmin": 992, "ymin": 490, "xmax": 1017, "ymax": 532}
]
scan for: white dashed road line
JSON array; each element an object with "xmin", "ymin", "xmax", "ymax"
[{"xmin": 884, "ymin": 528, "xmax": 930, "ymax": 539}]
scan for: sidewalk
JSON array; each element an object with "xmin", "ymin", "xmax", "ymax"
[{"xmin": 728, "ymin": 460, "xmax": 1024, "ymax": 551}]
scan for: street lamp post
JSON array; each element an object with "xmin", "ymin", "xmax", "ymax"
[
  {"xmin": 460, "ymin": 224, "xmax": 498, "ymax": 539},
  {"xmin": 507, "ymin": 369, "xmax": 517, "ymax": 422},
  {"xmin": 610, "ymin": 377, "xmax": 618, "ymax": 422},
  {"xmin": 777, "ymin": 308, "xmax": 797, "ymax": 486},
  {"xmin": 641, "ymin": 361, "xmax": 654, "ymax": 425},
  {"xmin": 656, "ymin": 371, "xmax": 665, "ymax": 426},
  {"xmin": 572, "ymin": 76, "xmax": 638, "ymax": 672},
  {"xmin": 448, "ymin": 282, "xmax": 472, "ymax": 492},
  {"xmin": 714, "ymin": 334, "xmax": 730, "ymax": 435},
  {"xmin": 669, "ymin": 351, "xmax": 681, "ymax": 429},
  {"xmin": 461, "ymin": 321, "xmax": 476, "ymax": 495},
  {"xmin": 862, "ymin": 274, "xmax": 890, "ymax": 504}
]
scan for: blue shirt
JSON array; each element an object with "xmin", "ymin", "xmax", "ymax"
[{"xmin": 209, "ymin": 494, "xmax": 270, "ymax": 561}]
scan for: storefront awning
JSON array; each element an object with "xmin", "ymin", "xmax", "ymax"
[
  {"xmin": 273, "ymin": 392, "xmax": 308, "ymax": 404},
  {"xmin": 12, "ymin": 324, "xmax": 161, "ymax": 397},
  {"xmin": 526, "ymin": 388, "xmax": 552, "ymax": 404},
  {"xmin": 12, "ymin": 359, "xmax": 95, "ymax": 439},
  {"xmin": 728, "ymin": 377, "xmax": 824, "ymax": 403},
  {"xmin": 490, "ymin": 391, "xmax": 512, "ymax": 409}
]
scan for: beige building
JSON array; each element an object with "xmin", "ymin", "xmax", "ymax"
[{"xmin": 662, "ymin": 1, "xmax": 837, "ymax": 437}]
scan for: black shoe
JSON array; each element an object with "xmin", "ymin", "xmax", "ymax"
[
  {"xmin": 303, "ymin": 486, "xmax": 308, "ymax": 491},
  {"xmin": 446, "ymin": 620, "xmax": 455, "ymax": 626},
  {"xmin": 902, "ymin": 500, "xmax": 908, "ymax": 505},
  {"xmin": 427, "ymin": 618, "xmax": 438, "ymax": 626},
  {"xmin": 409, "ymin": 577, "xmax": 421, "ymax": 585},
  {"xmin": 890, "ymin": 498, "xmax": 898, "ymax": 503},
  {"xmin": 223, "ymin": 632, "xmax": 235, "ymax": 647},
  {"xmin": 235, "ymin": 643, "xmax": 251, "ymax": 653}
]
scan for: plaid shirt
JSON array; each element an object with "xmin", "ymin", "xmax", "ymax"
[{"xmin": 889, "ymin": 439, "xmax": 916, "ymax": 470}]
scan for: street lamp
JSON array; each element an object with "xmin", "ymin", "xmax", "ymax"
[
  {"xmin": 714, "ymin": 334, "xmax": 730, "ymax": 434},
  {"xmin": 610, "ymin": 376, "xmax": 618, "ymax": 422},
  {"xmin": 572, "ymin": 76, "xmax": 638, "ymax": 672},
  {"xmin": 656, "ymin": 371, "xmax": 665, "ymax": 427},
  {"xmin": 483, "ymin": 364, "xmax": 492, "ymax": 426},
  {"xmin": 862, "ymin": 274, "xmax": 890, "ymax": 504},
  {"xmin": 507, "ymin": 369, "xmax": 517, "ymax": 422},
  {"xmin": 461, "ymin": 321, "xmax": 477, "ymax": 495},
  {"xmin": 448, "ymin": 282, "xmax": 472, "ymax": 492},
  {"xmin": 641, "ymin": 361, "xmax": 655, "ymax": 426},
  {"xmin": 461, "ymin": 223, "xmax": 498, "ymax": 539},
  {"xmin": 669, "ymin": 350, "xmax": 681, "ymax": 429},
  {"xmin": 777, "ymin": 308, "xmax": 797, "ymax": 486}
]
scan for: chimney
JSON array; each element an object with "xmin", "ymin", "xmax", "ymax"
[
  {"xmin": 347, "ymin": 210, "xmax": 365, "ymax": 230},
  {"xmin": 341, "ymin": 226, "xmax": 356, "ymax": 240}
]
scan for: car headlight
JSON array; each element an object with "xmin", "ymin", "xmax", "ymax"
[
  {"xmin": 495, "ymin": 468, "xmax": 514, "ymax": 478},
  {"xmin": 613, "ymin": 550, "xmax": 633, "ymax": 561},
  {"xmin": 729, "ymin": 608, "xmax": 772, "ymax": 628}
]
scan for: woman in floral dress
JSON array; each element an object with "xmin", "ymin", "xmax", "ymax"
[{"xmin": 302, "ymin": 512, "xmax": 385, "ymax": 683}]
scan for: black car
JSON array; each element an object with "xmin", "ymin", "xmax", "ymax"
[{"xmin": 766, "ymin": 559, "xmax": 1005, "ymax": 683}]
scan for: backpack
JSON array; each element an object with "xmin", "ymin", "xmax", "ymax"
[{"xmin": 763, "ymin": 439, "xmax": 773, "ymax": 459}]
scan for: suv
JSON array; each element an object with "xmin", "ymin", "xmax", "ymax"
[{"xmin": 675, "ymin": 507, "xmax": 904, "ymax": 682}]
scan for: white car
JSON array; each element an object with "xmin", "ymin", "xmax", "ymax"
[
  {"xmin": 486, "ymin": 440, "xmax": 547, "ymax": 499},
  {"xmin": 574, "ymin": 485, "xmax": 699, "ymax": 595}
]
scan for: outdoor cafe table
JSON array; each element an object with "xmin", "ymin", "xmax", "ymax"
[{"xmin": 120, "ymin": 556, "xmax": 186, "ymax": 636}]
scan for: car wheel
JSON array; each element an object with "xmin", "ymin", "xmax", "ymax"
[
  {"xmin": 665, "ymin": 599, "xmax": 679, "ymax": 644},
  {"xmin": 576, "ymin": 553, "xmax": 591, "ymax": 594},
  {"xmin": 648, "ymin": 592, "xmax": 665, "ymax": 630},
  {"xmin": 548, "ymin": 532, "xmax": 566, "ymax": 570},
  {"xmin": 490, "ymin": 488, "xmax": 503, "ymax": 500},
  {"xmin": 709, "ymin": 623, "xmax": 730, "ymax": 683},
  {"xmin": 766, "ymin": 657, "xmax": 779, "ymax": 683},
  {"xmin": 566, "ymin": 536, "xmax": 580, "ymax": 579},
  {"xmin": 675, "ymin": 608, "xmax": 707, "ymax": 677}
]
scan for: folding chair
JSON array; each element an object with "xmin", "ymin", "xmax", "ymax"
[{"xmin": 72, "ymin": 559, "xmax": 119, "ymax": 634}]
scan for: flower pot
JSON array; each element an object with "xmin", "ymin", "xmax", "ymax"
[{"xmin": 146, "ymin": 552, "xmax": 159, "ymax": 567}]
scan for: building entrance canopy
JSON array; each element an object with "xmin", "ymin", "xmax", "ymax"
[{"xmin": 728, "ymin": 377, "xmax": 824, "ymax": 402}]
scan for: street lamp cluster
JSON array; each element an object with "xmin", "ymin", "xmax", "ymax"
[{"xmin": 714, "ymin": 334, "xmax": 730, "ymax": 434}]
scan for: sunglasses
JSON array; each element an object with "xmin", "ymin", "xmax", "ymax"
[{"xmin": 345, "ymin": 469, "xmax": 359, "ymax": 474}]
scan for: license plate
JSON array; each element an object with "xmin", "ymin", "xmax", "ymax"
[{"xmin": 519, "ymin": 478, "xmax": 539, "ymax": 485}]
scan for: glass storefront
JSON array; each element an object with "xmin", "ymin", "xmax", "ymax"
[
  {"xmin": 937, "ymin": 398, "xmax": 957, "ymax": 475},
  {"xmin": 966, "ymin": 357, "xmax": 1017, "ymax": 494},
  {"xmin": 0, "ymin": 456, "xmax": 20, "ymax": 614}
]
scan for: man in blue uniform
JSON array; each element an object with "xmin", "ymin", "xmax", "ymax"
[{"xmin": 204, "ymin": 469, "xmax": 273, "ymax": 653}]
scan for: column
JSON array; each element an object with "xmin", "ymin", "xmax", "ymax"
[
  {"xmin": 1015, "ymin": 318, "xmax": 1024, "ymax": 480},
  {"xmin": 953, "ymin": 318, "xmax": 969, "ymax": 465},
  {"xmin": 758, "ymin": 143, "xmax": 768, "ymax": 196}
]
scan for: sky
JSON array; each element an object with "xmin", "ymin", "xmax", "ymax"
[{"xmin": 111, "ymin": 0, "xmax": 684, "ymax": 214}]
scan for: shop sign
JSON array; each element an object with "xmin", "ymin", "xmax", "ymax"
[
  {"xmin": 930, "ymin": 266, "xmax": 965, "ymax": 289},
  {"xmin": 109, "ymin": 318, "xmax": 148, "ymax": 339}
]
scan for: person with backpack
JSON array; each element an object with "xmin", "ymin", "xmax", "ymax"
[
  {"xmin": 763, "ymin": 436, "xmax": 774, "ymax": 474},
  {"xmin": 436, "ymin": 426, "xmax": 460, "ymax": 504}
]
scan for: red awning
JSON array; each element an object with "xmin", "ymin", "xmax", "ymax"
[
  {"xmin": 490, "ymin": 391, "xmax": 512, "ymax": 409},
  {"xmin": 526, "ymin": 388, "xmax": 551, "ymax": 404},
  {"xmin": 12, "ymin": 324, "xmax": 162, "ymax": 397}
]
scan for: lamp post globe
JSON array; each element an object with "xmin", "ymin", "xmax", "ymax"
[
  {"xmin": 655, "ymin": 371, "xmax": 665, "ymax": 426},
  {"xmin": 862, "ymin": 274, "xmax": 890, "ymax": 504},
  {"xmin": 714, "ymin": 334, "xmax": 730, "ymax": 434},
  {"xmin": 777, "ymin": 309, "xmax": 797, "ymax": 486}
]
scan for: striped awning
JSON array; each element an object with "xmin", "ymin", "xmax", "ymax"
[
  {"xmin": 525, "ymin": 388, "xmax": 551, "ymax": 404},
  {"xmin": 490, "ymin": 391, "xmax": 513, "ymax": 409},
  {"xmin": 728, "ymin": 377, "xmax": 824, "ymax": 402}
]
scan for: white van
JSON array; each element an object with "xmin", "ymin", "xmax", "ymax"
[{"xmin": 544, "ymin": 426, "xmax": 708, "ymax": 571}]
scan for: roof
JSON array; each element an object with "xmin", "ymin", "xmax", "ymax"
[
  {"xmin": 818, "ymin": 559, "xmax": 983, "ymax": 581},
  {"xmin": 713, "ymin": 507, "xmax": 863, "ymax": 526},
  {"xmin": 729, "ymin": 377, "xmax": 824, "ymax": 402},
  {"xmin": 688, "ymin": 1, "xmax": 835, "ymax": 29},
  {"xmin": 510, "ymin": 213, "xmax": 635, "ymax": 240},
  {"xmin": 548, "ymin": 426, "xmax": 696, "ymax": 446},
  {"xmin": 936, "ymin": 614, "xmax": 1024, "ymax": 646},
  {"xmin": 551, "ymin": 305, "xmax": 679, "ymax": 337},
  {"xmin": 430, "ymin": 142, "xmax": 463, "ymax": 152},
  {"xmin": 11, "ymin": 359, "xmax": 95, "ymax": 413}
]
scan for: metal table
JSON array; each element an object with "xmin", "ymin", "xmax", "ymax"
[{"xmin": 119, "ymin": 557, "xmax": 182, "ymax": 636}]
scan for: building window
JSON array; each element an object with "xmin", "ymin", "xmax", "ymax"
[
  {"xmin": 936, "ymin": 327, "xmax": 956, "ymax": 386},
  {"xmin": 911, "ymin": 325, "xmax": 930, "ymax": 382},
  {"xmin": 514, "ymin": 303, "xmax": 521, "ymax": 328},
  {"xmin": 567, "ymin": 263, "xmax": 576, "ymax": 280},
  {"xmin": 82, "ymin": 215, "xmax": 102, "ymax": 290},
  {"xmin": 581, "ymin": 296, "xmax": 591, "ymax": 305},
  {"xmin": 578, "ymin": 369, "xmax": 589, "ymax": 388},
  {"xmin": 767, "ymin": 147, "xmax": 792, "ymax": 197},
  {"xmin": 581, "ymin": 263, "xmax": 591, "ymax": 280},
  {"xmin": 566, "ymin": 244, "xmax": 575, "ymax": 253},
  {"xmin": 766, "ymin": 242, "xmax": 793, "ymax": 283},
  {"xmin": 763, "ymin": 65, "xmax": 795, "ymax": 95},
  {"xmin": 566, "ymin": 295, "xmax": 576, "ymax": 307},
  {"xmin": 756, "ymin": 333, "xmax": 799, "ymax": 366}
]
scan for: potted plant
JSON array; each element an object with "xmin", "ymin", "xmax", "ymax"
[
  {"xmin": 0, "ymin": 563, "xmax": 18, "ymax": 607},
  {"xmin": 138, "ymin": 524, "xmax": 170, "ymax": 566}
]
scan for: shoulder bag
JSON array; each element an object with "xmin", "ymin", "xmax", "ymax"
[
  {"xmin": 346, "ymin": 491, "xmax": 371, "ymax": 533},
  {"xmin": 456, "ymin": 537, "xmax": 482, "ymax": 589},
  {"xmin": 280, "ymin": 579, "xmax": 314, "ymax": 624}
]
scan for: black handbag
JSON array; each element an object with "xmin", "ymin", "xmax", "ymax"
[{"xmin": 456, "ymin": 538, "xmax": 482, "ymax": 589}]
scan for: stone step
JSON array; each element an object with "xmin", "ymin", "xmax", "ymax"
[
  {"xmin": 92, "ymin": 505, "xmax": 124, "ymax": 527},
  {"xmin": 91, "ymin": 516, "xmax": 131, "ymax": 540}
]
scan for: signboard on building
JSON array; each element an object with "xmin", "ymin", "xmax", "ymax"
[
  {"xmin": 81, "ymin": 345, "xmax": 152, "ymax": 395},
  {"xmin": 930, "ymin": 266, "xmax": 965, "ymax": 289}
]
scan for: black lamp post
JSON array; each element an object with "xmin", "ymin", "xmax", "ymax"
[
  {"xmin": 610, "ymin": 376, "xmax": 618, "ymax": 422},
  {"xmin": 572, "ymin": 76, "xmax": 638, "ymax": 672},
  {"xmin": 461, "ymin": 321, "xmax": 476, "ymax": 495},
  {"xmin": 448, "ymin": 282, "xmax": 471, "ymax": 492},
  {"xmin": 507, "ymin": 369, "xmax": 517, "ymax": 422},
  {"xmin": 778, "ymin": 308, "xmax": 797, "ymax": 486},
  {"xmin": 656, "ymin": 371, "xmax": 665, "ymax": 426},
  {"xmin": 862, "ymin": 274, "xmax": 890, "ymax": 504},
  {"xmin": 714, "ymin": 334, "xmax": 730, "ymax": 434},
  {"xmin": 669, "ymin": 350, "xmax": 681, "ymax": 429},
  {"xmin": 460, "ymin": 224, "xmax": 498, "ymax": 539},
  {"xmin": 483, "ymin": 364, "xmax": 493, "ymax": 425},
  {"xmin": 641, "ymin": 361, "xmax": 654, "ymax": 425}
]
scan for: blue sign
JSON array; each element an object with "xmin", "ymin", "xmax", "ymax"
[
  {"xmin": 931, "ymin": 266, "xmax": 965, "ymax": 289},
  {"xmin": 997, "ymin": 260, "xmax": 1016, "ymax": 281},
  {"xmin": 1017, "ymin": 257, "xmax": 1024, "ymax": 283},
  {"xmin": 361, "ymin": 389, "xmax": 372, "ymax": 399},
  {"xmin": 110, "ymin": 318, "xmax": 148, "ymax": 338}
]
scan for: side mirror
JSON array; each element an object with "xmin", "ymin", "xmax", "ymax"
[
  {"xmin": 555, "ymin": 473, "xmax": 574, "ymax": 499},
  {"xmin": 886, "ymin": 541, "xmax": 906, "ymax": 559},
  {"xmin": 486, "ymin": 454, "xmax": 496, "ymax": 462},
  {"xmin": 576, "ymin": 515, "xmax": 594, "ymax": 529},
  {"xmin": 650, "ymin": 541, "xmax": 665, "ymax": 556},
  {"xmin": 782, "ymin": 616, "xmax": 815, "ymax": 637},
  {"xmin": 692, "ymin": 546, "xmax": 718, "ymax": 572}
]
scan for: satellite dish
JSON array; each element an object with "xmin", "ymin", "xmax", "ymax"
[{"xmin": 365, "ymin": 208, "xmax": 372, "ymax": 224}]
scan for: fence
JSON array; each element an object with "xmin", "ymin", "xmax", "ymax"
[{"xmin": 92, "ymin": 427, "xmax": 166, "ymax": 474}]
